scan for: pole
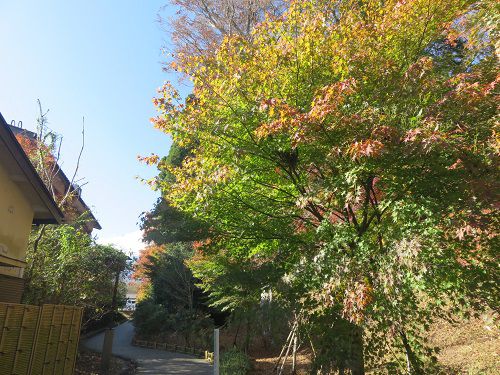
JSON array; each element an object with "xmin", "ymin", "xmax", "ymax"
[
  {"xmin": 101, "ymin": 328, "xmax": 114, "ymax": 373},
  {"xmin": 111, "ymin": 270, "xmax": 120, "ymax": 311},
  {"xmin": 214, "ymin": 328, "xmax": 220, "ymax": 375},
  {"xmin": 292, "ymin": 334, "xmax": 297, "ymax": 374},
  {"xmin": 101, "ymin": 269, "xmax": 120, "ymax": 373}
]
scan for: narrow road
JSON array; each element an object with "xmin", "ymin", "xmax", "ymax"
[{"xmin": 83, "ymin": 321, "xmax": 212, "ymax": 374}]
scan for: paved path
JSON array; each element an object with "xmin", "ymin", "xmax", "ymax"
[{"xmin": 83, "ymin": 321, "xmax": 212, "ymax": 374}]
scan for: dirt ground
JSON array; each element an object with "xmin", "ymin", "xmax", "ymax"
[
  {"xmin": 429, "ymin": 314, "xmax": 499, "ymax": 374},
  {"xmin": 248, "ymin": 350, "xmax": 311, "ymax": 374},
  {"xmin": 244, "ymin": 314, "xmax": 499, "ymax": 374},
  {"xmin": 75, "ymin": 348, "xmax": 136, "ymax": 375},
  {"xmin": 133, "ymin": 312, "xmax": 498, "ymax": 374}
]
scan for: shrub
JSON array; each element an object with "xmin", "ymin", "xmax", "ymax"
[
  {"xmin": 133, "ymin": 301, "xmax": 172, "ymax": 336},
  {"xmin": 220, "ymin": 348, "xmax": 251, "ymax": 375}
]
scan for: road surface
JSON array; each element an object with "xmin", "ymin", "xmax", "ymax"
[{"xmin": 83, "ymin": 321, "xmax": 212, "ymax": 374}]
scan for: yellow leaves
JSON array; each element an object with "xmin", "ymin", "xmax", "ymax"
[
  {"xmin": 165, "ymin": 153, "xmax": 234, "ymax": 208},
  {"xmin": 492, "ymin": 122, "xmax": 500, "ymax": 155}
]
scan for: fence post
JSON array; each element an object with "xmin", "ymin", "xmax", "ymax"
[
  {"xmin": 214, "ymin": 328, "xmax": 220, "ymax": 375},
  {"xmin": 101, "ymin": 328, "xmax": 114, "ymax": 373}
]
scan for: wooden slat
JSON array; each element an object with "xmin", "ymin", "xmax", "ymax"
[
  {"xmin": 0, "ymin": 275, "xmax": 25, "ymax": 304},
  {"xmin": 61, "ymin": 308, "xmax": 76, "ymax": 375},
  {"xmin": 0, "ymin": 304, "xmax": 15, "ymax": 374},
  {"xmin": 0, "ymin": 303, "xmax": 82, "ymax": 375},
  {"xmin": 64, "ymin": 306, "xmax": 82, "ymax": 375}
]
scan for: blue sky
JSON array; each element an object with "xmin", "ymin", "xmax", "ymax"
[{"xmin": 0, "ymin": 1, "xmax": 185, "ymax": 254}]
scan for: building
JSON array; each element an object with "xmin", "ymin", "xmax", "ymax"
[
  {"xmin": 0, "ymin": 113, "xmax": 64, "ymax": 303},
  {"xmin": 124, "ymin": 282, "xmax": 138, "ymax": 311}
]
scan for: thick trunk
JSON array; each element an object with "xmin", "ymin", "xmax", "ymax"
[
  {"xmin": 348, "ymin": 323, "xmax": 365, "ymax": 375},
  {"xmin": 244, "ymin": 315, "xmax": 251, "ymax": 352},
  {"xmin": 335, "ymin": 319, "xmax": 365, "ymax": 375}
]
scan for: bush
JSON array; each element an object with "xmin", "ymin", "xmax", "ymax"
[
  {"xmin": 220, "ymin": 348, "xmax": 251, "ymax": 375},
  {"xmin": 133, "ymin": 301, "xmax": 214, "ymax": 347},
  {"xmin": 133, "ymin": 301, "xmax": 172, "ymax": 336},
  {"xmin": 82, "ymin": 311, "xmax": 127, "ymax": 334}
]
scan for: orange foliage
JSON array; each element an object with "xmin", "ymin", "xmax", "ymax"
[{"xmin": 15, "ymin": 134, "xmax": 56, "ymax": 170}]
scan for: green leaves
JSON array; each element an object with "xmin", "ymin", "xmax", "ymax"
[
  {"xmin": 24, "ymin": 223, "xmax": 130, "ymax": 328},
  {"xmin": 149, "ymin": 0, "xmax": 498, "ymax": 371}
]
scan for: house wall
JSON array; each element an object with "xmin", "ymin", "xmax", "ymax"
[{"xmin": 0, "ymin": 161, "xmax": 34, "ymax": 278}]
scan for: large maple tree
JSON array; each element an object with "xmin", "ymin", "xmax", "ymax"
[{"xmin": 149, "ymin": 0, "xmax": 498, "ymax": 372}]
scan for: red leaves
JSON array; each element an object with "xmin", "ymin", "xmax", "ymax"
[
  {"xmin": 137, "ymin": 153, "xmax": 160, "ymax": 166},
  {"xmin": 404, "ymin": 56, "xmax": 434, "ymax": 82},
  {"xmin": 255, "ymin": 79, "xmax": 358, "ymax": 146},
  {"xmin": 192, "ymin": 238, "xmax": 212, "ymax": 254},
  {"xmin": 150, "ymin": 116, "xmax": 169, "ymax": 131},
  {"xmin": 348, "ymin": 139, "xmax": 384, "ymax": 160},
  {"xmin": 308, "ymin": 78, "xmax": 357, "ymax": 123},
  {"xmin": 403, "ymin": 128, "xmax": 422, "ymax": 143},
  {"xmin": 430, "ymin": 71, "xmax": 499, "ymax": 123},
  {"xmin": 133, "ymin": 244, "xmax": 165, "ymax": 281},
  {"xmin": 255, "ymin": 99, "xmax": 307, "ymax": 145},
  {"xmin": 15, "ymin": 134, "xmax": 56, "ymax": 172},
  {"xmin": 456, "ymin": 224, "xmax": 475, "ymax": 241},
  {"xmin": 402, "ymin": 125, "xmax": 449, "ymax": 154},
  {"xmin": 342, "ymin": 281, "xmax": 373, "ymax": 323},
  {"xmin": 447, "ymin": 158, "xmax": 463, "ymax": 170},
  {"xmin": 317, "ymin": 279, "xmax": 374, "ymax": 324},
  {"xmin": 258, "ymin": 98, "xmax": 279, "ymax": 112}
]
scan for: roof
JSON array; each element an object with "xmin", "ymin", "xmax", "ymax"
[
  {"xmin": 8, "ymin": 122, "xmax": 101, "ymax": 232},
  {"xmin": 0, "ymin": 113, "xmax": 64, "ymax": 224},
  {"xmin": 51, "ymin": 160, "xmax": 102, "ymax": 231}
]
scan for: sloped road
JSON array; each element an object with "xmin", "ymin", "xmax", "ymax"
[{"xmin": 83, "ymin": 321, "xmax": 212, "ymax": 374}]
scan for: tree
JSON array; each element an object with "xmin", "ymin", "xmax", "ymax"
[
  {"xmin": 23, "ymin": 220, "xmax": 130, "ymax": 327},
  {"xmin": 140, "ymin": 197, "xmax": 209, "ymax": 244},
  {"xmin": 161, "ymin": 0, "xmax": 286, "ymax": 58},
  {"xmin": 134, "ymin": 243, "xmax": 198, "ymax": 312},
  {"xmin": 133, "ymin": 242, "xmax": 218, "ymax": 346},
  {"xmin": 18, "ymin": 102, "xmax": 130, "ymax": 327},
  {"xmin": 150, "ymin": 0, "xmax": 498, "ymax": 372}
]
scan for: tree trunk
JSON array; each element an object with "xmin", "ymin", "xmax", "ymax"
[
  {"xmin": 244, "ymin": 315, "xmax": 251, "ymax": 352},
  {"xmin": 348, "ymin": 323, "xmax": 365, "ymax": 375},
  {"xmin": 335, "ymin": 319, "xmax": 365, "ymax": 375},
  {"xmin": 400, "ymin": 331, "xmax": 423, "ymax": 375},
  {"xmin": 291, "ymin": 333, "xmax": 298, "ymax": 374},
  {"xmin": 233, "ymin": 320, "xmax": 241, "ymax": 347}
]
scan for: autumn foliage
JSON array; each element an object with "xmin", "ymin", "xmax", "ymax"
[{"xmin": 148, "ymin": 0, "xmax": 498, "ymax": 372}]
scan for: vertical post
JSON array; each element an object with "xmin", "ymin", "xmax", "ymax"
[
  {"xmin": 102, "ymin": 269, "xmax": 120, "ymax": 373},
  {"xmin": 101, "ymin": 328, "xmax": 114, "ymax": 373},
  {"xmin": 111, "ymin": 270, "xmax": 120, "ymax": 311},
  {"xmin": 213, "ymin": 328, "xmax": 220, "ymax": 375},
  {"xmin": 292, "ymin": 334, "xmax": 298, "ymax": 374}
]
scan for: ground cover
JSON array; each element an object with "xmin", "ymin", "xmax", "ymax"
[{"xmin": 75, "ymin": 349, "xmax": 136, "ymax": 375}]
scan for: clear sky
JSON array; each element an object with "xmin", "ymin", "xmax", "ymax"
[{"xmin": 0, "ymin": 1, "xmax": 184, "ymax": 254}]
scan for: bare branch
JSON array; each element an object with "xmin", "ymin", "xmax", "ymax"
[{"xmin": 61, "ymin": 117, "xmax": 85, "ymax": 206}]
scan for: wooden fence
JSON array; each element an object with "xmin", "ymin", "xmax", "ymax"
[
  {"xmin": 132, "ymin": 338, "xmax": 214, "ymax": 363},
  {"xmin": 0, "ymin": 303, "xmax": 83, "ymax": 375}
]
